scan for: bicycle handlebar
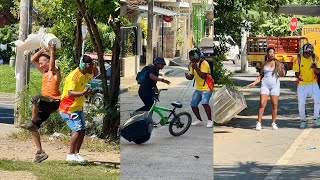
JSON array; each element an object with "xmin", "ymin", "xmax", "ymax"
[{"xmin": 154, "ymin": 89, "xmax": 168, "ymax": 102}]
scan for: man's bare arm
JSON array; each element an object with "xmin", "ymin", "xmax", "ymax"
[{"xmin": 31, "ymin": 48, "xmax": 46, "ymax": 73}]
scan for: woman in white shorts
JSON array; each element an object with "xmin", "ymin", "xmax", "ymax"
[{"xmin": 247, "ymin": 47, "xmax": 285, "ymax": 130}]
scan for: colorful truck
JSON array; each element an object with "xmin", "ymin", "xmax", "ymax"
[
  {"xmin": 247, "ymin": 36, "xmax": 308, "ymax": 75},
  {"xmin": 247, "ymin": 24, "xmax": 320, "ymax": 75}
]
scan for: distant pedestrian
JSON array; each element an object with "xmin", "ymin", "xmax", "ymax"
[
  {"xmin": 247, "ymin": 47, "xmax": 284, "ymax": 130},
  {"xmin": 0, "ymin": 56, "xmax": 4, "ymax": 64},
  {"xmin": 292, "ymin": 43, "xmax": 320, "ymax": 128},
  {"xmin": 185, "ymin": 50, "xmax": 213, "ymax": 128}
]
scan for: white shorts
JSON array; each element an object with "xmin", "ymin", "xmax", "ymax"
[{"xmin": 260, "ymin": 77, "xmax": 280, "ymax": 96}]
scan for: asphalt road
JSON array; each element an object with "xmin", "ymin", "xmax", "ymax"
[
  {"xmin": 0, "ymin": 93, "xmax": 14, "ymax": 125},
  {"xmin": 120, "ymin": 67, "xmax": 213, "ymax": 179}
]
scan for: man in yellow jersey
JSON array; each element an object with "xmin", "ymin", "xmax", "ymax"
[
  {"xmin": 185, "ymin": 49, "xmax": 213, "ymax": 128},
  {"xmin": 20, "ymin": 43, "xmax": 61, "ymax": 163},
  {"xmin": 59, "ymin": 55, "xmax": 98, "ymax": 162},
  {"xmin": 293, "ymin": 43, "xmax": 320, "ymax": 128}
]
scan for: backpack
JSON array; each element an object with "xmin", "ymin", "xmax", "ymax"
[
  {"xmin": 136, "ymin": 66, "xmax": 152, "ymax": 84},
  {"xmin": 200, "ymin": 59, "xmax": 214, "ymax": 76},
  {"xmin": 192, "ymin": 60, "xmax": 214, "ymax": 91}
]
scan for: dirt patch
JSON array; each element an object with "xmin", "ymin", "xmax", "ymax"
[{"xmin": 0, "ymin": 124, "xmax": 120, "ymax": 163}]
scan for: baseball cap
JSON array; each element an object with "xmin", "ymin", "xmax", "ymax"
[
  {"xmin": 154, "ymin": 57, "xmax": 166, "ymax": 65},
  {"xmin": 82, "ymin": 55, "xmax": 93, "ymax": 63}
]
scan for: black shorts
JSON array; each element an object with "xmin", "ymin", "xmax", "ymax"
[{"xmin": 30, "ymin": 95, "xmax": 60, "ymax": 128}]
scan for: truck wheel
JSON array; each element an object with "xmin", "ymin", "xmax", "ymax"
[{"xmin": 91, "ymin": 93, "xmax": 104, "ymax": 109}]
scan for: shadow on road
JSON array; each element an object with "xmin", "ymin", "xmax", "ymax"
[
  {"xmin": 0, "ymin": 107, "xmax": 14, "ymax": 124},
  {"xmin": 214, "ymin": 162, "xmax": 320, "ymax": 180},
  {"xmin": 216, "ymin": 75, "xmax": 316, "ymax": 130}
]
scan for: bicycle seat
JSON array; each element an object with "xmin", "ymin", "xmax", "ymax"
[{"xmin": 171, "ymin": 101, "xmax": 182, "ymax": 108}]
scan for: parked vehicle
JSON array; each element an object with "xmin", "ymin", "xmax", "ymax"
[
  {"xmin": 85, "ymin": 63, "xmax": 111, "ymax": 109},
  {"xmin": 247, "ymin": 36, "xmax": 308, "ymax": 75},
  {"xmin": 214, "ymin": 35, "xmax": 240, "ymax": 64},
  {"xmin": 247, "ymin": 24, "xmax": 320, "ymax": 76}
]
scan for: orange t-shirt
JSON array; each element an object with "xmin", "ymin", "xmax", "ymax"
[{"xmin": 41, "ymin": 73, "xmax": 61, "ymax": 100}]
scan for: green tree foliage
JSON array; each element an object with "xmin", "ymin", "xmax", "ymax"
[
  {"xmin": 214, "ymin": 0, "xmax": 319, "ymax": 44},
  {"xmin": 0, "ymin": 0, "xmax": 120, "ymax": 138},
  {"xmin": 85, "ymin": 23, "xmax": 115, "ymax": 54}
]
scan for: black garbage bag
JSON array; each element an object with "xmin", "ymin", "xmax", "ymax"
[{"xmin": 120, "ymin": 112, "xmax": 153, "ymax": 144}]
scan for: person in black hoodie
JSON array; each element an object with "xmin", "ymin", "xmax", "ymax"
[{"xmin": 133, "ymin": 57, "xmax": 171, "ymax": 114}]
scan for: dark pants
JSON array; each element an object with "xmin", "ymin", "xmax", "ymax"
[
  {"xmin": 136, "ymin": 89, "xmax": 155, "ymax": 112},
  {"xmin": 30, "ymin": 95, "xmax": 60, "ymax": 128}
]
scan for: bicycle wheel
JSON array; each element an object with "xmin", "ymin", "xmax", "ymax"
[{"xmin": 169, "ymin": 112, "xmax": 192, "ymax": 136}]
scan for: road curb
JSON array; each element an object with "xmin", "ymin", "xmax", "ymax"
[
  {"xmin": 120, "ymin": 67, "xmax": 175, "ymax": 95},
  {"xmin": 120, "ymin": 84, "xmax": 139, "ymax": 94}
]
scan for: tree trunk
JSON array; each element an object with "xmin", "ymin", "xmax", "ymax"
[
  {"xmin": 76, "ymin": 0, "xmax": 109, "ymax": 104},
  {"xmin": 109, "ymin": 9, "xmax": 120, "ymax": 106},
  {"xmin": 76, "ymin": 0, "xmax": 120, "ymax": 138},
  {"xmin": 75, "ymin": 11, "xmax": 82, "ymax": 66},
  {"xmin": 101, "ymin": 9, "xmax": 121, "ymax": 138}
]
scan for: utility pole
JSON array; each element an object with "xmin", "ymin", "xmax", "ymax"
[
  {"xmin": 241, "ymin": 20, "xmax": 249, "ymax": 72},
  {"xmin": 14, "ymin": 0, "xmax": 29, "ymax": 126},
  {"xmin": 146, "ymin": 0, "xmax": 154, "ymax": 65},
  {"xmin": 26, "ymin": 0, "xmax": 33, "ymax": 84}
]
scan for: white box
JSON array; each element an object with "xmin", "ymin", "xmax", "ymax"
[{"xmin": 213, "ymin": 85, "xmax": 247, "ymax": 124}]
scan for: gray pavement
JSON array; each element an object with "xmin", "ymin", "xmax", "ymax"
[
  {"xmin": 0, "ymin": 93, "xmax": 14, "ymax": 125},
  {"xmin": 214, "ymin": 63, "xmax": 320, "ymax": 179},
  {"xmin": 120, "ymin": 66, "xmax": 213, "ymax": 179}
]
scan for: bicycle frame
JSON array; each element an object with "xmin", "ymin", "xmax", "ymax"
[{"xmin": 149, "ymin": 103, "xmax": 176, "ymax": 125}]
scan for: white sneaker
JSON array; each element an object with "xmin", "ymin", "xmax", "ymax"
[
  {"xmin": 314, "ymin": 118, "xmax": 320, "ymax": 126},
  {"xmin": 66, "ymin": 154, "xmax": 77, "ymax": 162},
  {"xmin": 256, "ymin": 122, "xmax": 262, "ymax": 131},
  {"xmin": 206, "ymin": 120, "xmax": 213, "ymax": 128},
  {"xmin": 271, "ymin": 123, "xmax": 278, "ymax": 130},
  {"xmin": 76, "ymin": 153, "xmax": 88, "ymax": 163},
  {"xmin": 300, "ymin": 121, "xmax": 307, "ymax": 129},
  {"xmin": 191, "ymin": 120, "xmax": 203, "ymax": 126}
]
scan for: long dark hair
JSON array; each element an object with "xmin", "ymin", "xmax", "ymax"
[
  {"xmin": 261, "ymin": 47, "xmax": 281, "ymax": 76},
  {"xmin": 264, "ymin": 47, "xmax": 275, "ymax": 61}
]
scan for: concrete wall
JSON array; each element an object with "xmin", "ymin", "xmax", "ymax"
[{"xmin": 121, "ymin": 56, "xmax": 140, "ymax": 77}]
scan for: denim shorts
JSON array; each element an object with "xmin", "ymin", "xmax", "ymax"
[
  {"xmin": 60, "ymin": 111, "xmax": 86, "ymax": 132},
  {"xmin": 190, "ymin": 90, "xmax": 213, "ymax": 107}
]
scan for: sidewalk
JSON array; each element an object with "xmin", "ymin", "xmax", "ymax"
[{"xmin": 119, "ymin": 58, "xmax": 186, "ymax": 94}]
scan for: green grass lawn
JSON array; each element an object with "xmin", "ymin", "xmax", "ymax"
[
  {"xmin": 0, "ymin": 160, "xmax": 119, "ymax": 180},
  {"xmin": 0, "ymin": 64, "xmax": 42, "ymax": 93}
]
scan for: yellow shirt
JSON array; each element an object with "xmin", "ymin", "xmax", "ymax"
[
  {"xmin": 292, "ymin": 55, "xmax": 320, "ymax": 85},
  {"xmin": 59, "ymin": 68, "xmax": 94, "ymax": 113},
  {"xmin": 189, "ymin": 60, "xmax": 211, "ymax": 91}
]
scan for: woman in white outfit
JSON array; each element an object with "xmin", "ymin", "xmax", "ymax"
[{"xmin": 247, "ymin": 47, "xmax": 285, "ymax": 130}]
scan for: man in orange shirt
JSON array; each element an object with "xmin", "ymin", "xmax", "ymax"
[
  {"xmin": 59, "ymin": 55, "xmax": 98, "ymax": 163},
  {"xmin": 21, "ymin": 43, "xmax": 61, "ymax": 163}
]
